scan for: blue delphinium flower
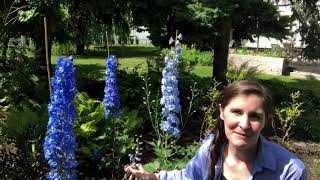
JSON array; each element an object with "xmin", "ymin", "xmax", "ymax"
[
  {"xmin": 160, "ymin": 35, "xmax": 183, "ymax": 138},
  {"xmin": 43, "ymin": 56, "xmax": 78, "ymax": 180},
  {"xmin": 103, "ymin": 55, "xmax": 120, "ymax": 121}
]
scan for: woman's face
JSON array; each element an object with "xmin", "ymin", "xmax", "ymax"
[{"xmin": 219, "ymin": 94, "xmax": 265, "ymax": 150}]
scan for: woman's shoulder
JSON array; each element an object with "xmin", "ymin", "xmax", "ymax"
[
  {"xmin": 260, "ymin": 136, "xmax": 306, "ymax": 173},
  {"xmin": 201, "ymin": 134, "xmax": 215, "ymax": 149}
]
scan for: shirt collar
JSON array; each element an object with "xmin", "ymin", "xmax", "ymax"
[{"xmin": 253, "ymin": 135, "xmax": 277, "ymax": 173}]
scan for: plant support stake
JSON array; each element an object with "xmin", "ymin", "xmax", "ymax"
[{"xmin": 44, "ymin": 17, "xmax": 52, "ymax": 94}]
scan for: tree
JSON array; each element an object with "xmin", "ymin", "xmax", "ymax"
[
  {"xmin": 0, "ymin": 0, "xmax": 27, "ymax": 67},
  {"xmin": 68, "ymin": 0, "xmax": 132, "ymax": 55},
  {"xmin": 288, "ymin": 0, "xmax": 320, "ymax": 60},
  {"xmin": 131, "ymin": 0, "xmax": 290, "ymax": 84}
]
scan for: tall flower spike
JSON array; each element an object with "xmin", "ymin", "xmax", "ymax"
[
  {"xmin": 103, "ymin": 55, "xmax": 120, "ymax": 121},
  {"xmin": 43, "ymin": 56, "xmax": 78, "ymax": 180},
  {"xmin": 160, "ymin": 34, "xmax": 182, "ymax": 138}
]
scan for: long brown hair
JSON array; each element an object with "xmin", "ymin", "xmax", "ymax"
[{"xmin": 207, "ymin": 80, "xmax": 274, "ymax": 180}]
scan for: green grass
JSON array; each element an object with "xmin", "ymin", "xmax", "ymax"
[
  {"xmin": 51, "ymin": 45, "xmax": 158, "ymax": 76},
  {"xmin": 253, "ymin": 73, "xmax": 320, "ymax": 97},
  {"xmin": 311, "ymin": 159, "xmax": 320, "ymax": 177},
  {"xmin": 190, "ymin": 66, "xmax": 212, "ymax": 77}
]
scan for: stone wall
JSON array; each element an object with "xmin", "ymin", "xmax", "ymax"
[
  {"xmin": 289, "ymin": 71, "xmax": 320, "ymax": 80},
  {"xmin": 228, "ymin": 54, "xmax": 287, "ymax": 75}
]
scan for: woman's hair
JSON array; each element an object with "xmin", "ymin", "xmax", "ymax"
[{"xmin": 207, "ymin": 80, "xmax": 274, "ymax": 179}]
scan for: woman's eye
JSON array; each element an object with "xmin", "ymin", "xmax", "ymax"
[
  {"xmin": 250, "ymin": 113, "xmax": 263, "ymax": 120},
  {"xmin": 231, "ymin": 109, "xmax": 242, "ymax": 115}
]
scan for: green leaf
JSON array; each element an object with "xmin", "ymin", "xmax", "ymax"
[
  {"xmin": 0, "ymin": 96, "xmax": 8, "ymax": 103},
  {"xmin": 79, "ymin": 120, "xmax": 97, "ymax": 137},
  {"xmin": 18, "ymin": 9, "xmax": 37, "ymax": 22},
  {"xmin": 94, "ymin": 133, "xmax": 107, "ymax": 141},
  {"xmin": 144, "ymin": 160, "xmax": 160, "ymax": 173},
  {"xmin": 78, "ymin": 146, "xmax": 91, "ymax": 156}
]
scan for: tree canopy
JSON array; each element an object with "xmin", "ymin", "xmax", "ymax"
[
  {"xmin": 2, "ymin": 0, "xmax": 319, "ymax": 83},
  {"xmin": 131, "ymin": 0, "xmax": 290, "ymax": 83},
  {"xmin": 288, "ymin": 0, "xmax": 320, "ymax": 60}
]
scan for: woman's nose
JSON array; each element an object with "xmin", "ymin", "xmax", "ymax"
[{"xmin": 239, "ymin": 114, "xmax": 250, "ymax": 130}]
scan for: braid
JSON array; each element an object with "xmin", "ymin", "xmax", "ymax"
[{"xmin": 207, "ymin": 119, "xmax": 227, "ymax": 180}]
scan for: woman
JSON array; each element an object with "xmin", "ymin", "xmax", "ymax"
[{"xmin": 125, "ymin": 80, "xmax": 308, "ymax": 180}]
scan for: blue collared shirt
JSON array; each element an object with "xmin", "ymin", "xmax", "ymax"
[{"xmin": 159, "ymin": 134, "xmax": 308, "ymax": 180}]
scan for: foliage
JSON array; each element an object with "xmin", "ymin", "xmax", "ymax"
[
  {"xmin": 0, "ymin": 57, "xmax": 49, "ymax": 108},
  {"xmin": 200, "ymin": 80, "xmax": 221, "ymax": 138},
  {"xmin": 132, "ymin": 0, "xmax": 289, "ymax": 48},
  {"xmin": 234, "ymin": 47, "xmax": 286, "ymax": 58},
  {"xmin": 0, "ymin": 142, "xmax": 47, "ymax": 179},
  {"xmin": 73, "ymin": 92, "xmax": 143, "ymax": 179},
  {"xmin": 1, "ymin": 105, "xmax": 48, "ymax": 152},
  {"xmin": 275, "ymin": 91, "xmax": 305, "ymax": 142},
  {"xmin": 289, "ymin": 0, "xmax": 320, "ymax": 60},
  {"xmin": 51, "ymin": 42, "xmax": 76, "ymax": 56},
  {"xmin": 131, "ymin": 0, "xmax": 290, "ymax": 82},
  {"xmin": 144, "ymin": 137, "xmax": 201, "ymax": 173},
  {"xmin": 258, "ymin": 78, "xmax": 320, "ymax": 141},
  {"xmin": 226, "ymin": 61, "xmax": 259, "ymax": 84},
  {"xmin": 294, "ymin": 91, "xmax": 320, "ymax": 141},
  {"xmin": 162, "ymin": 47, "xmax": 213, "ymax": 67},
  {"xmin": 142, "ymin": 76, "xmax": 162, "ymax": 139},
  {"xmin": 310, "ymin": 158, "xmax": 320, "ymax": 177}
]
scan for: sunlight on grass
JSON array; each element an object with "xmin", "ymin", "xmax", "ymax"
[{"xmin": 191, "ymin": 66, "xmax": 212, "ymax": 77}]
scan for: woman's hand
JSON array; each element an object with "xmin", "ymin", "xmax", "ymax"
[{"xmin": 124, "ymin": 164, "xmax": 160, "ymax": 180}]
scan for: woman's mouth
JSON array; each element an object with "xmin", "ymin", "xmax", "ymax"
[{"xmin": 235, "ymin": 132, "xmax": 249, "ymax": 138}]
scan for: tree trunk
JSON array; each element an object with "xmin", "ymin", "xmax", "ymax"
[
  {"xmin": 1, "ymin": 36, "xmax": 9, "ymax": 67},
  {"xmin": 76, "ymin": 42, "xmax": 85, "ymax": 55},
  {"xmin": 212, "ymin": 18, "xmax": 232, "ymax": 87},
  {"xmin": 75, "ymin": 12, "xmax": 86, "ymax": 55}
]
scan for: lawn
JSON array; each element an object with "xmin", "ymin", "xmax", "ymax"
[{"xmin": 51, "ymin": 45, "xmax": 320, "ymax": 97}]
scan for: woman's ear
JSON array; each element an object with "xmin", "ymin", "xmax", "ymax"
[{"xmin": 219, "ymin": 104, "xmax": 224, "ymax": 120}]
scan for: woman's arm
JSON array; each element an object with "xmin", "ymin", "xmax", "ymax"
[{"xmin": 125, "ymin": 134, "xmax": 214, "ymax": 180}]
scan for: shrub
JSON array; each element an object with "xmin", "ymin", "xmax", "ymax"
[
  {"xmin": 261, "ymin": 79, "xmax": 320, "ymax": 141},
  {"xmin": 227, "ymin": 61, "xmax": 258, "ymax": 83},
  {"xmin": 161, "ymin": 47, "xmax": 212, "ymax": 67},
  {"xmin": 1, "ymin": 105, "xmax": 48, "ymax": 153},
  {"xmin": 0, "ymin": 58, "xmax": 49, "ymax": 108},
  {"xmin": 51, "ymin": 42, "xmax": 76, "ymax": 56},
  {"xmin": 144, "ymin": 139, "xmax": 201, "ymax": 172},
  {"xmin": 73, "ymin": 92, "xmax": 143, "ymax": 179},
  {"xmin": 234, "ymin": 47, "xmax": 286, "ymax": 58},
  {"xmin": 200, "ymin": 80, "xmax": 221, "ymax": 138}
]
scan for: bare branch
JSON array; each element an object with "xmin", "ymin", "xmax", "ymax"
[{"xmin": 4, "ymin": 0, "xmax": 29, "ymax": 26}]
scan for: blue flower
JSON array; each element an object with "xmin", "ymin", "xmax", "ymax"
[
  {"xmin": 160, "ymin": 35, "xmax": 182, "ymax": 138},
  {"xmin": 178, "ymin": 33, "xmax": 183, "ymax": 40},
  {"xmin": 103, "ymin": 55, "xmax": 120, "ymax": 121},
  {"xmin": 169, "ymin": 37, "xmax": 174, "ymax": 45},
  {"xmin": 43, "ymin": 56, "xmax": 78, "ymax": 180}
]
